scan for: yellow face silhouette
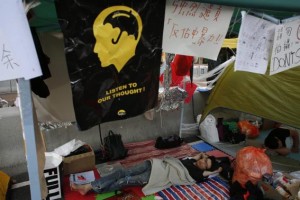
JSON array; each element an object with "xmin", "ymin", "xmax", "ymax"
[{"xmin": 93, "ymin": 6, "xmax": 143, "ymax": 72}]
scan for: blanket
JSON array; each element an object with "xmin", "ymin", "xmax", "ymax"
[
  {"xmin": 157, "ymin": 176, "xmax": 230, "ymax": 200},
  {"xmin": 142, "ymin": 157, "xmax": 195, "ymax": 195}
]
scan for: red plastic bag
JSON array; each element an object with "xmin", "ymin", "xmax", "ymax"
[
  {"xmin": 232, "ymin": 146, "xmax": 272, "ymax": 187},
  {"xmin": 171, "ymin": 54, "xmax": 194, "ymax": 76},
  {"xmin": 238, "ymin": 120, "xmax": 259, "ymax": 138}
]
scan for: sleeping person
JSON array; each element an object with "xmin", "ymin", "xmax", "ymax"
[
  {"xmin": 264, "ymin": 126, "xmax": 299, "ymax": 156},
  {"xmin": 70, "ymin": 152, "xmax": 222, "ymax": 196}
]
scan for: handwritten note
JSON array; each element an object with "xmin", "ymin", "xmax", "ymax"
[
  {"xmin": 270, "ymin": 18, "xmax": 300, "ymax": 75},
  {"xmin": 235, "ymin": 13, "xmax": 276, "ymax": 74},
  {"xmin": 0, "ymin": 0, "xmax": 42, "ymax": 81},
  {"xmin": 162, "ymin": 0, "xmax": 234, "ymax": 60}
]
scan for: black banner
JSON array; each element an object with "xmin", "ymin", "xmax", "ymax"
[{"xmin": 55, "ymin": 0, "xmax": 166, "ymax": 130}]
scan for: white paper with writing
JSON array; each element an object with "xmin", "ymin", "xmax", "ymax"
[
  {"xmin": 0, "ymin": 0, "xmax": 42, "ymax": 81},
  {"xmin": 235, "ymin": 13, "xmax": 276, "ymax": 74},
  {"xmin": 270, "ymin": 17, "xmax": 300, "ymax": 75},
  {"xmin": 162, "ymin": 0, "xmax": 234, "ymax": 60}
]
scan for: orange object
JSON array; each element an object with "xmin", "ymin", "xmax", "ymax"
[
  {"xmin": 232, "ymin": 147, "xmax": 273, "ymax": 187},
  {"xmin": 238, "ymin": 120, "xmax": 259, "ymax": 139}
]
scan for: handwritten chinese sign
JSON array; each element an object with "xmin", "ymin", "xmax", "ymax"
[
  {"xmin": 235, "ymin": 13, "xmax": 276, "ymax": 74},
  {"xmin": 162, "ymin": 0, "xmax": 234, "ymax": 60},
  {"xmin": 270, "ymin": 18, "xmax": 300, "ymax": 75},
  {"xmin": 0, "ymin": 0, "xmax": 42, "ymax": 81}
]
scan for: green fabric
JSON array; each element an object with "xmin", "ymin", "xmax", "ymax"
[
  {"xmin": 201, "ymin": 62, "xmax": 300, "ymax": 128},
  {"xmin": 96, "ymin": 191, "xmax": 121, "ymax": 200},
  {"xmin": 142, "ymin": 195, "xmax": 155, "ymax": 200},
  {"xmin": 29, "ymin": 0, "xmax": 60, "ymax": 32},
  {"xmin": 95, "ymin": 191, "xmax": 154, "ymax": 200},
  {"xmin": 223, "ymin": 121, "xmax": 238, "ymax": 133}
]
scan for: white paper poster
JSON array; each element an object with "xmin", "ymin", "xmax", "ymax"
[
  {"xmin": 270, "ymin": 18, "xmax": 300, "ymax": 75},
  {"xmin": 0, "ymin": 0, "xmax": 42, "ymax": 81},
  {"xmin": 235, "ymin": 13, "xmax": 276, "ymax": 74},
  {"xmin": 162, "ymin": 0, "xmax": 234, "ymax": 60}
]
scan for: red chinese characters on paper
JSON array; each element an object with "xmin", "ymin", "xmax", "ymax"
[{"xmin": 167, "ymin": 0, "xmax": 225, "ymax": 46}]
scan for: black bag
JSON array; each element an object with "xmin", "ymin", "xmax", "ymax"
[
  {"xmin": 104, "ymin": 130, "xmax": 128, "ymax": 161},
  {"xmin": 218, "ymin": 157, "xmax": 234, "ymax": 181},
  {"xmin": 155, "ymin": 134, "xmax": 183, "ymax": 149},
  {"xmin": 223, "ymin": 121, "xmax": 246, "ymax": 144}
]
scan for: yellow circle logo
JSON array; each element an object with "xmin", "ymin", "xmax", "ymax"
[{"xmin": 117, "ymin": 109, "xmax": 126, "ymax": 116}]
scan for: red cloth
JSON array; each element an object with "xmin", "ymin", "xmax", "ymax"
[
  {"xmin": 63, "ymin": 169, "xmax": 100, "ymax": 200},
  {"xmin": 118, "ymin": 140, "xmax": 198, "ymax": 168},
  {"xmin": 160, "ymin": 54, "xmax": 193, "ymax": 87},
  {"xmin": 63, "ymin": 168, "xmax": 146, "ymax": 200},
  {"xmin": 179, "ymin": 81, "xmax": 197, "ymax": 104},
  {"xmin": 159, "ymin": 53, "xmax": 196, "ymax": 104}
]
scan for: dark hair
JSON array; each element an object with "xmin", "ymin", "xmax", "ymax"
[
  {"xmin": 208, "ymin": 156, "xmax": 220, "ymax": 171},
  {"xmin": 264, "ymin": 136, "xmax": 279, "ymax": 149}
]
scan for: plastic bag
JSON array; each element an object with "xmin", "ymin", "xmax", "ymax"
[
  {"xmin": 238, "ymin": 120, "xmax": 259, "ymax": 139},
  {"xmin": 232, "ymin": 146, "xmax": 272, "ymax": 187},
  {"xmin": 199, "ymin": 114, "xmax": 220, "ymax": 143}
]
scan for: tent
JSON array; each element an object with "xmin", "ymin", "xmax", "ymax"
[{"xmin": 201, "ymin": 62, "xmax": 300, "ymax": 128}]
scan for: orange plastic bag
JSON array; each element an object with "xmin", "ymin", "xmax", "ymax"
[
  {"xmin": 232, "ymin": 146, "xmax": 272, "ymax": 187},
  {"xmin": 238, "ymin": 120, "xmax": 259, "ymax": 138}
]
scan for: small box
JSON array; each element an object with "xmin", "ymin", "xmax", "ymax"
[
  {"xmin": 193, "ymin": 64, "xmax": 208, "ymax": 88},
  {"xmin": 63, "ymin": 146, "xmax": 95, "ymax": 175}
]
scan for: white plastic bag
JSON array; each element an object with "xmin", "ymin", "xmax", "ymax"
[
  {"xmin": 54, "ymin": 139, "xmax": 86, "ymax": 156},
  {"xmin": 199, "ymin": 114, "xmax": 220, "ymax": 143}
]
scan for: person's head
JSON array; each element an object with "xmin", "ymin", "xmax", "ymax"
[
  {"xmin": 93, "ymin": 6, "xmax": 143, "ymax": 72},
  {"xmin": 264, "ymin": 136, "xmax": 283, "ymax": 149},
  {"xmin": 195, "ymin": 156, "xmax": 220, "ymax": 171}
]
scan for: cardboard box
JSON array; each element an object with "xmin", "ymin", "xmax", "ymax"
[
  {"xmin": 63, "ymin": 146, "xmax": 95, "ymax": 175},
  {"xmin": 44, "ymin": 152, "xmax": 63, "ymax": 200}
]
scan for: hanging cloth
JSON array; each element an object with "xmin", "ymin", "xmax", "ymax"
[{"xmin": 171, "ymin": 54, "xmax": 194, "ymax": 76}]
